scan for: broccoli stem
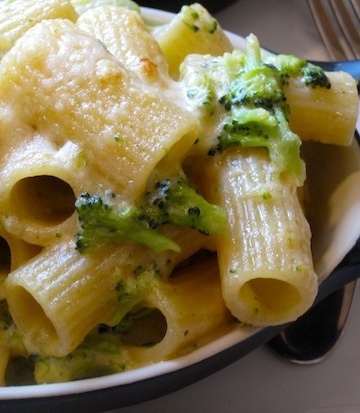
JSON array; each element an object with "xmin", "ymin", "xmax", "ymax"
[
  {"xmin": 182, "ymin": 34, "xmax": 332, "ymax": 184},
  {"xmin": 75, "ymin": 193, "xmax": 180, "ymax": 253},
  {"xmin": 33, "ymin": 335, "xmax": 126, "ymax": 383},
  {"xmin": 246, "ymin": 33, "xmax": 262, "ymax": 70},
  {"xmin": 75, "ymin": 176, "xmax": 227, "ymax": 254},
  {"xmin": 215, "ymin": 34, "xmax": 305, "ymax": 183},
  {"xmin": 141, "ymin": 176, "xmax": 227, "ymax": 235}
]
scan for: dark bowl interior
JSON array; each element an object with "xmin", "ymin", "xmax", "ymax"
[{"xmin": 137, "ymin": 0, "xmax": 237, "ymax": 13}]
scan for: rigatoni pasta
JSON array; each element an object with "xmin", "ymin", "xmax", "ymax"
[
  {"xmin": 5, "ymin": 226, "xmax": 209, "ymax": 358},
  {"xmin": 199, "ymin": 147, "xmax": 318, "ymax": 326},
  {"xmin": 126, "ymin": 254, "xmax": 230, "ymax": 364},
  {"xmin": 6, "ymin": 239, "xmax": 123, "ymax": 357},
  {"xmin": 285, "ymin": 72, "xmax": 359, "ymax": 145},
  {"xmin": 76, "ymin": 6, "xmax": 170, "ymax": 85},
  {"xmin": 0, "ymin": 139, "xmax": 79, "ymax": 246},
  {"xmin": 0, "ymin": 0, "xmax": 358, "ymax": 385},
  {"xmin": 0, "ymin": 0, "xmax": 78, "ymax": 59},
  {"xmin": 153, "ymin": 2, "xmax": 233, "ymax": 79},
  {"xmin": 0, "ymin": 17, "xmax": 199, "ymax": 199}
]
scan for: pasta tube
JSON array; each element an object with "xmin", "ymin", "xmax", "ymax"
[
  {"xmin": 285, "ymin": 71, "xmax": 359, "ymax": 146},
  {"xmin": 125, "ymin": 254, "xmax": 231, "ymax": 364},
  {"xmin": 0, "ymin": 0, "xmax": 78, "ymax": 59},
  {"xmin": 70, "ymin": 0, "xmax": 140, "ymax": 15},
  {"xmin": 0, "ymin": 18, "xmax": 199, "ymax": 199},
  {"xmin": 5, "ymin": 239, "xmax": 130, "ymax": 357},
  {"xmin": 1, "ymin": 225, "xmax": 43, "ymax": 290},
  {"xmin": 0, "ymin": 140, "xmax": 77, "ymax": 246},
  {"xmin": 77, "ymin": 6, "xmax": 170, "ymax": 85},
  {"xmin": 0, "ymin": 137, "xmax": 115, "ymax": 247},
  {"xmin": 4, "ymin": 224, "xmax": 208, "ymax": 358},
  {"xmin": 201, "ymin": 147, "xmax": 318, "ymax": 326},
  {"xmin": 153, "ymin": 3, "xmax": 233, "ymax": 79}
]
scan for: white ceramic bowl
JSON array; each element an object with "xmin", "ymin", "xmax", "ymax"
[{"xmin": 1, "ymin": 8, "xmax": 360, "ymax": 413}]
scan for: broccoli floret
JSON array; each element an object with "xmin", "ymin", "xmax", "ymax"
[
  {"xmin": 181, "ymin": 34, "xmax": 332, "ymax": 183},
  {"xmin": 218, "ymin": 34, "xmax": 286, "ymax": 111},
  {"xmin": 211, "ymin": 35, "xmax": 304, "ymax": 180},
  {"xmin": 33, "ymin": 335, "xmax": 127, "ymax": 383},
  {"xmin": 263, "ymin": 53, "xmax": 331, "ymax": 89},
  {"xmin": 185, "ymin": 71, "xmax": 217, "ymax": 115},
  {"xmin": 75, "ymin": 192, "xmax": 179, "ymax": 253},
  {"xmin": 197, "ymin": 35, "xmax": 303, "ymax": 181},
  {"xmin": 75, "ymin": 176, "xmax": 226, "ymax": 253},
  {"xmin": 104, "ymin": 269, "xmax": 155, "ymax": 327},
  {"xmin": 100, "ymin": 267, "xmax": 165, "ymax": 346},
  {"xmin": 301, "ymin": 64, "xmax": 331, "ymax": 88},
  {"xmin": 0, "ymin": 300, "xmax": 25, "ymax": 355},
  {"xmin": 208, "ymin": 107, "xmax": 277, "ymax": 154},
  {"xmin": 140, "ymin": 176, "xmax": 227, "ymax": 235},
  {"xmin": 219, "ymin": 65, "xmax": 286, "ymax": 110}
]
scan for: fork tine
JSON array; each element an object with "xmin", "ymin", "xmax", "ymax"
[
  {"xmin": 307, "ymin": 0, "xmax": 360, "ymax": 60},
  {"xmin": 350, "ymin": 0, "xmax": 360, "ymax": 19},
  {"xmin": 308, "ymin": 0, "xmax": 350, "ymax": 60},
  {"xmin": 330, "ymin": 0, "xmax": 360, "ymax": 58}
]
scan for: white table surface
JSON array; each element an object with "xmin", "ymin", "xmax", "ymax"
[{"xmin": 106, "ymin": 1, "xmax": 360, "ymax": 412}]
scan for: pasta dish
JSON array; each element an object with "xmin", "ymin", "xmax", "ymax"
[{"xmin": 0, "ymin": 0, "xmax": 358, "ymax": 385}]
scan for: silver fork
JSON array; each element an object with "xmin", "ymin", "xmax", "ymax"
[
  {"xmin": 307, "ymin": 0, "xmax": 360, "ymax": 60},
  {"xmin": 268, "ymin": 0, "xmax": 360, "ymax": 364}
]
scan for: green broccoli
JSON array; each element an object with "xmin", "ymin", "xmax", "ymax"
[
  {"xmin": 301, "ymin": 63, "xmax": 331, "ymax": 88},
  {"xmin": 75, "ymin": 175, "xmax": 227, "ymax": 254},
  {"xmin": 75, "ymin": 192, "xmax": 179, "ymax": 253},
  {"xmin": 33, "ymin": 304, "xmax": 165, "ymax": 383},
  {"xmin": 181, "ymin": 34, "xmax": 331, "ymax": 183},
  {"xmin": 32, "ymin": 272, "xmax": 164, "ymax": 383},
  {"xmin": 0, "ymin": 299, "xmax": 25, "ymax": 355},
  {"xmin": 33, "ymin": 335, "xmax": 127, "ymax": 383},
  {"xmin": 185, "ymin": 71, "xmax": 217, "ymax": 115},
  {"xmin": 75, "ymin": 193, "xmax": 179, "ymax": 253},
  {"xmin": 104, "ymin": 268, "xmax": 155, "ymax": 327},
  {"xmin": 211, "ymin": 34, "xmax": 305, "ymax": 180},
  {"xmin": 263, "ymin": 53, "xmax": 331, "ymax": 89},
  {"xmin": 140, "ymin": 176, "xmax": 227, "ymax": 235}
]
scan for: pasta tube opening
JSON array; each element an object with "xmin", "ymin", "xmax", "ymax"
[
  {"xmin": 5, "ymin": 357, "xmax": 35, "ymax": 386},
  {"xmin": 0, "ymin": 236, "xmax": 11, "ymax": 300},
  {"xmin": 239, "ymin": 278, "xmax": 301, "ymax": 317},
  {"xmin": 0, "ymin": 236, "xmax": 11, "ymax": 274},
  {"xmin": 6, "ymin": 285, "xmax": 58, "ymax": 353},
  {"xmin": 9, "ymin": 175, "xmax": 76, "ymax": 225},
  {"xmin": 126, "ymin": 256, "xmax": 231, "ymax": 363},
  {"xmin": 101, "ymin": 307, "xmax": 168, "ymax": 348},
  {"xmin": 0, "ymin": 347, "xmax": 11, "ymax": 387}
]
